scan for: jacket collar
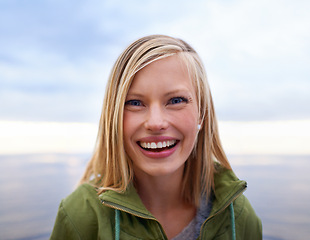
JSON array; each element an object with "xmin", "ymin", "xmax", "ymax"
[
  {"xmin": 210, "ymin": 165, "xmax": 247, "ymax": 216},
  {"xmin": 99, "ymin": 183, "xmax": 155, "ymax": 219},
  {"xmin": 98, "ymin": 164, "xmax": 246, "ymax": 217}
]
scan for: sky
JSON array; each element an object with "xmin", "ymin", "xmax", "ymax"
[{"xmin": 0, "ymin": 0, "xmax": 309, "ymax": 154}]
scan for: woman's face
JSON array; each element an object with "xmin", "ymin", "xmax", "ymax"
[{"xmin": 123, "ymin": 55, "xmax": 199, "ymax": 179}]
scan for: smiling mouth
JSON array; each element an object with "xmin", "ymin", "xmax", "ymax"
[{"xmin": 138, "ymin": 140, "xmax": 178, "ymax": 152}]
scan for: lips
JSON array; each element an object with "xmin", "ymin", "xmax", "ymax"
[
  {"xmin": 138, "ymin": 140, "xmax": 177, "ymax": 151},
  {"xmin": 136, "ymin": 137, "xmax": 179, "ymax": 158}
]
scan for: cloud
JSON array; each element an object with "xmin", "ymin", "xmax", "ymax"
[
  {"xmin": 173, "ymin": 0, "xmax": 310, "ymax": 121},
  {"xmin": 0, "ymin": 0, "xmax": 309, "ymax": 122}
]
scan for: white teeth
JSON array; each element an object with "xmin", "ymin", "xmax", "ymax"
[{"xmin": 140, "ymin": 140, "xmax": 176, "ymax": 149}]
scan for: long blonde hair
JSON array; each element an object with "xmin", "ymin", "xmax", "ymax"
[{"xmin": 79, "ymin": 35, "xmax": 231, "ymax": 206}]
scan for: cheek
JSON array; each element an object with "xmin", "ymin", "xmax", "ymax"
[
  {"xmin": 182, "ymin": 119, "xmax": 198, "ymax": 142},
  {"xmin": 173, "ymin": 108, "xmax": 199, "ymax": 130},
  {"xmin": 123, "ymin": 113, "xmax": 132, "ymax": 142},
  {"xmin": 123, "ymin": 112, "xmax": 141, "ymax": 143},
  {"xmin": 176, "ymin": 109, "xmax": 199, "ymax": 145}
]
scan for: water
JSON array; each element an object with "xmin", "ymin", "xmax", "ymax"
[
  {"xmin": 0, "ymin": 154, "xmax": 88, "ymax": 240},
  {"xmin": 230, "ymin": 155, "xmax": 310, "ymax": 240},
  {"xmin": 0, "ymin": 154, "xmax": 309, "ymax": 240}
]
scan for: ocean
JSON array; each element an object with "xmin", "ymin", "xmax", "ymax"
[{"xmin": 0, "ymin": 154, "xmax": 309, "ymax": 240}]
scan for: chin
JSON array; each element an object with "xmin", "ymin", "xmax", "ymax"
[{"xmin": 136, "ymin": 163, "xmax": 185, "ymax": 179}]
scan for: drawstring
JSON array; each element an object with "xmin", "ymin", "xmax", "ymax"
[
  {"xmin": 229, "ymin": 202, "xmax": 236, "ymax": 240},
  {"xmin": 115, "ymin": 209, "xmax": 120, "ymax": 240}
]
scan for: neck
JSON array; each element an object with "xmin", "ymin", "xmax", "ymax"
[
  {"xmin": 134, "ymin": 169, "xmax": 185, "ymax": 212},
  {"xmin": 134, "ymin": 168, "xmax": 197, "ymax": 239}
]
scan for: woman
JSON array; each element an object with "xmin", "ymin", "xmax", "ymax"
[{"xmin": 50, "ymin": 35, "xmax": 262, "ymax": 239}]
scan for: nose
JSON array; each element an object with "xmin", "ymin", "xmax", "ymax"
[{"xmin": 144, "ymin": 104, "xmax": 168, "ymax": 131}]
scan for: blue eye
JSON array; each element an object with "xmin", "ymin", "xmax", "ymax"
[
  {"xmin": 169, "ymin": 97, "xmax": 188, "ymax": 104},
  {"xmin": 125, "ymin": 100, "xmax": 142, "ymax": 106}
]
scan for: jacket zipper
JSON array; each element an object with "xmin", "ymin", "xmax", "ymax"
[
  {"xmin": 199, "ymin": 186, "xmax": 247, "ymax": 239},
  {"xmin": 101, "ymin": 200, "xmax": 168, "ymax": 240}
]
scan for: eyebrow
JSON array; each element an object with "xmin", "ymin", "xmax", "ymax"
[
  {"xmin": 125, "ymin": 93, "xmax": 144, "ymax": 98},
  {"xmin": 164, "ymin": 89, "xmax": 192, "ymax": 97},
  {"xmin": 126, "ymin": 89, "xmax": 192, "ymax": 98}
]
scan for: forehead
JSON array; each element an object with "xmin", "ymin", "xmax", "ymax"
[{"xmin": 128, "ymin": 55, "xmax": 196, "ymax": 94}]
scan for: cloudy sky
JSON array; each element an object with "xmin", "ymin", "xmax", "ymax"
[{"xmin": 0, "ymin": 0, "xmax": 309, "ymax": 154}]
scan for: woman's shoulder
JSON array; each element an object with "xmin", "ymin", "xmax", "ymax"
[
  {"xmin": 59, "ymin": 184, "xmax": 102, "ymax": 220},
  {"xmin": 62, "ymin": 183, "xmax": 98, "ymax": 205},
  {"xmin": 60, "ymin": 183, "xmax": 113, "ymax": 218},
  {"xmin": 233, "ymin": 194, "xmax": 262, "ymax": 239},
  {"xmin": 212, "ymin": 164, "xmax": 262, "ymax": 238},
  {"xmin": 50, "ymin": 184, "xmax": 115, "ymax": 239},
  {"xmin": 234, "ymin": 194, "xmax": 260, "ymax": 221}
]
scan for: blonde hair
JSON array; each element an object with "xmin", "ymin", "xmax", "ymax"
[{"xmin": 79, "ymin": 35, "xmax": 231, "ymax": 206}]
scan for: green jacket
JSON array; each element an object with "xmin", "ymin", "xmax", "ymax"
[{"xmin": 50, "ymin": 167, "xmax": 262, "ymax": 239}]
